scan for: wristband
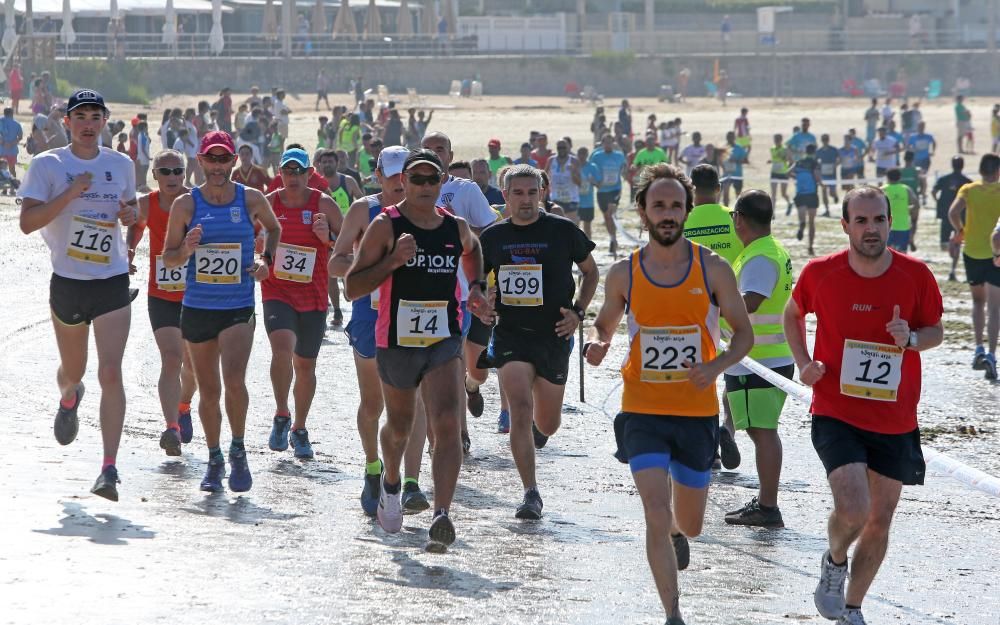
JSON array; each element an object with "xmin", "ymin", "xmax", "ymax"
[
  {"xmin": 261, "ymin": 251, "xmax": 274, "ymax": 267},
  {"xmin": 471, "ymin": 279, "xmax": 488, "ymax": 292},
  {"xmin": 572, "ymin": 304, "xmax": 586, "ymax": 320}
]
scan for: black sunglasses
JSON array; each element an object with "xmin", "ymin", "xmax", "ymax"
[
  {"xmin": 407, "ymin": 173, "xmax": 442, "ymax": 186},
  {"xmin": 201, "ymin": 152, "xmax": 235, "ymax": 163},
  {"xmin": 281, "ymin": 166, "xmax": 308, "ymax": 176},
  {"xmin": 155, "ymin": 167, "xmax": 184, "ymax": 176}
]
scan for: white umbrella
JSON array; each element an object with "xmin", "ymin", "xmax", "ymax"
[
  {"xmin": 396, "ymin": 0, "xmax": 412, "ymax": 36},
  {"xmin": 420, "ymin": 0, "xmax": 436, "ymax": 36},
  {"xmin": 209, "ymin": 0, "xmax": 224, "ymax": 55},
  {"xmin": 364, "ymin": 0, "xmax": 381, "ymax": 38},
  {"xmin": 162, "ymin": 0, "xmax": 178, "ymax": 45},
  {"xmin": 60, "ymin": 0, "xmax": 76, "ymax": 46},
  {"xmin": 261, "ymin": 0, "xmax": 277, "ymax": 41},
  {"xmin": 109, "ymin": 0, "xmax": 119, "ymax": 21},
  {"xmin": 2, "ymin": 0, "xmax": 17, "ymax": 56},
  {"xmin": 332, "ymin": 0, "xmax": 357, "ymax": 39},
  {"xmin": 311, "ymin": 0, "xmax": 326, "ymax": 36}
]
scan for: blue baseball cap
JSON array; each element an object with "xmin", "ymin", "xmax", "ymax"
[
  {"xmin": 280, "ymin": 148, "xmax": 310, "ymax": 169},
  {"xmin": 66, "ymin": 89, "xmax": 108, "ymax": 113}
]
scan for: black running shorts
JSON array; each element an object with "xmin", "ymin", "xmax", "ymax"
[
  {"xmin": 50, "ymin": 272, "xmax": 131, "ymax": 326},
  {"xmin": 811, "ymin": 415, "xmax": 925, "ymax": 485},
  {"xmin": 180, "ymin": 305, "xmax": 255, "ymax": 344},
  {"xmin": 148, "ymin": 295, "xmax": 182, "ymax": 331},
  {"xmin": 262, "ymin": 299, "xmax": 326, "ymax": 359}
]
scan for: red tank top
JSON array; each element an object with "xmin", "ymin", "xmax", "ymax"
[
  {"xmin": 261, "ymin": 189, "xmax": 330, "ymax": 312},
  {"xmin": 146, "ymin": 191, "xmax": 185, "ymax": 302}
]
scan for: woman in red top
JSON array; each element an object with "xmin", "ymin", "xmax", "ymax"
[
  {"xmin": 126, "ymin": 149, "xmax": 199, "ymax": 455},
  {"xmin": 8, "ymin": 64, "xmax": 23, "ymax": 115},
  {"xmin": 261, "ymin": 148, "xmax": 342, "ymax": 459}
]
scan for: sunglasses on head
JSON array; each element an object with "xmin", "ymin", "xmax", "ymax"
[
  {"xmin": 201, "ymin": 152, "xmax": 235, "ymax": 163},
  {"xmin": 155, "ymin": 167, "xmax": 184, "ymax": 176},
  {"xmin": 406, "ymin": 173, "xmax": 442, "ymax": 186},
  {"xmin": 281, "ymin": 165, "xmax": 308, "ymax": 176}
]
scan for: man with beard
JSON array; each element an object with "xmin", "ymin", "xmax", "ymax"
[
  {"xmin": 584, "ymin": 163, "xmax": 753, "ymax": 625},
  {"xmin": 785, "ymin": 186, "xmax": 943, "ymax": 625}
]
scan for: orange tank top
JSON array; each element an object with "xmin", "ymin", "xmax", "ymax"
[
  {"xmin": 621, "ymin": 242, "xmax": 720, "ymax": 417},
  {"xmin": 146, "ymin": 191, "xmax": 185, "ymax": 302}
]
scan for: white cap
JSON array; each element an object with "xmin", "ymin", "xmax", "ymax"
[{"xmin": 377, "ymin": 146, "xmax": 410, "ymax": 177}]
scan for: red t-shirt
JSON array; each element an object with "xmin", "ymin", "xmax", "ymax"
[
  {"xmin": 791, "ymin": 249, "xmax": 943, "ymax": 434},
  {"xmin": 266, "ymin": 171, "xmax": 330, "ymax": 194},
  {"xmin": 261, "ymin": 189, "xmax": 329, "ymax": 312}
]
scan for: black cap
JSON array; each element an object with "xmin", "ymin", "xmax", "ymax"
[
  {"xmin": 403, "ymin": 149, "xmax": 443, "ymax": 173},
  {"xmin": 67, "ymin": 89, "xmax": 108, "ymax": 113}
]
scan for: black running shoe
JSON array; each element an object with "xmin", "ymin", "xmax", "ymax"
[
  {"xmin": 159, "ymin": 428, "xmax": 182, "ymax": 456},
  {"xmin": 128, "ymin": 288, "xmax": 139, "ymax": 303},
  {"xmin": 665, "ymin": 618, "xmax": 687, "ymax": 625},
  {"xmin": 672, "ymin": 533, "xmax": 690, "ymax": 570},
  {"xmin": 466, "ymin": 387, "xmax": 484, "ymax": 418},
  {"xmin": 515, "ymin": 488, "xmax": 544, "ymax": 520},
  {"xmin": 426, "ymin": 509, "xmax": 456, "ymax": 553},
  {"xmin": 54, "ymin": 384, "xmax": 84, "ymax": 446},
  {"xmin": 724, "ymin": 496, "xmax": 785, "ymax": 528},
  {"xmin": 532, "ymin": 422, "xmax": 549, "ymax": 449},
  {"xmin": 91, "ymin": 465, "xmax": 120, "ymax": 502},
  {"xmin": 330, "ymin": 309, "xmax": 344, "ymax": 328},
  {"xmin": 796, "ymin": 222, "xmax": 805, "ymax": 241},
  {"xmin": 401, "ymin": 480, "xmax": 430, "ymax": 514},
  {"xmin": 719, "ymin": 427, "xmax": 741, "ymax": 470},
  {"xmin": 461, "ymin": 430, "xmax": 471, "ymax": 455}
]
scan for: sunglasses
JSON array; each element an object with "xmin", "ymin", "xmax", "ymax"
[
  {"xmin": 155, "ymin": 167, "xmax": 184, "ymax": 176},
  {"xmin": 281, "ymin": 166, "xmax": 308, "ymax": 176},
  {"xmin": 201, "ymin": 152, "xmax": 235, "ymax": 163},
  {"xmin": 406, "ymin": 173, "xmax": 442, "ymax": 186}
]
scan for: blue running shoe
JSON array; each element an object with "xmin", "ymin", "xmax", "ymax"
[
  {"xmin": 361, "ymin": 469, "xmax": 381, "ymax": 516},
  {"xmin": 268, "ymin": 415, "xmax": 291, "ymax": 451},
  {"xmin": 973, "ymin": 345, "xmax": 987, "ymax": 370},
  {"xmin": 984, "ymin": 354, "xmax": 998, "ymax": 381},
  {"xmin": 178, "ymin": 410, "xmax": 194, "ymax": 444},
  {"xmin": 497, "ymin": 409, "xmax": 510, "ymax": 434},
  {"xmin": 200, "ymin": 459, "xmax": 226, "ymax": 492},
  {"xmin": 289, "ymin": 428, "xmax": 314, "ymax": 459},
  {"xmin": 228, "ymin": 450, "xmax": 253, "ymax": 492}
]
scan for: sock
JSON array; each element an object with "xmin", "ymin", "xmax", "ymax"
[
  {"xmin": 435, "ymin": 507, "xmax": 448, "ymax": 517},
  {"xmin": 465, "ymin": 375, "xmax": 479, "ymax": 394},
  {"xmin": 60, "ymin": 390, "xmax": 78, "ymax": 409},
  {"xmin": 365, "ymin": 459, "xmax": 383, "ymax": 475},
  {"xmin": 403, "ymin": 477, "xmax": 418, "ymax": 487},
  {"xmin": 178, "ymin": 402, "xmax": 191, "ymax": 415},
  {"xmin": 846, "ymin": 605, "xmax": 861, "ymax": 610},
  {"xmin": 208, "ymin": 446, "xmax": 224, "ymax": 463},
  {"xmin": 102, "ymin": 456, "xmax": 115, "ymax": 470},
  {"xmin": 167, "ymin": 423, "xmax": 181, "ymax": 433},
  {"xmin": 828, "ymin": 553, "xmax": 847, "ymax": 567},
  {"xmin": 758, "ymin": 501, "xmax": 777, "ymax": 511},
  {"xmin": 275, "ymin": 410, "xmax": 290, "ymax": 418},
  {"xmin": 524, "ymin": 486, "xmax": 539, "ymax": 496},
  {"xmin": 383, "ymin": 478, "xmax": 401, "ymax": 495},
  {"xmin": 230, "ymin": 437, "xmax": 245, "ymax": 454}
]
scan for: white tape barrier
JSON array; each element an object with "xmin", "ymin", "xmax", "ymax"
[
  {"xmin": 734, "ymin": 350, "xmax": 1000, "ymax": 498},
  {"xmin": 600, "ymin": 218, "xmax": 1000, "ymax": 498}
]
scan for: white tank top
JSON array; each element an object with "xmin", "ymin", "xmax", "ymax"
[{"xmin": 549, "ymin": 157, "xmax": 580, "ymax": 204}]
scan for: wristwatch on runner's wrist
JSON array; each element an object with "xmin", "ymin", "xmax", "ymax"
[
  {"xmin": 572, "ymin": 304, "xmax": 586, "ymax": 320},
  {"xmin": 906, "ymin": 330, "xmax": 918, "ymax": 349},
  {"xmin": 261, "ymin": 251, "xmax": 274, "ymax": 267},
  {"xmin": 471, "ymin": 279, "xmax": 488, "ymax": 292}
]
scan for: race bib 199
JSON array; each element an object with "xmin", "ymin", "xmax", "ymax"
[
  {"xmin": 67, "ymin": 215, "xmax": 115, "ymax": 265},
  {"xmin": 155, "ymin": 255, "xmax": 186, "ymax": 291},
  {"xmin": 498, "ymin": 264, "xmax": 543, "ymax": 306},
  {"xmin": 639, "ymin": 325, "xmax": 702, "ymax": 382},
  {"xmin": 274, "ymin": 242, "xmax": 317, "ymax": 283},
  {"xmin": 840, "ymin": 339, "xmax": 903, "ymax": 401},
  {"xmin": 396, "ymin": 300, "xmax": 450, "ymax": 347},
  {"xmin": 195, "ymin": 243, "xmax": 241, "ymax": 284}
]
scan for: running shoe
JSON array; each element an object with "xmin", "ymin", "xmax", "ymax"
[
  {"xmin": 983, "ymin": 354, "xmax": 998, "ymax": 381},
  {"xmin": 330, "ymin": 309, "xmax": 344, "ymax": 327},
  {"xmin": 814, "ymin": 550, "xmax": 849, "ymax": 620},
  {"xmin": 462, "ymin": 430, "xmax": 471, "ymax": 455},
  {"xmin": 377, "ymin": 475, "xmax": 404, "ymax": 533},
  {"xmin": 401, "ymin": 481, "xmax": 431, "ymax": 514},
  {"xmin": 909, "ymin": 240, "xmax": 917, "ymax": 252},
  {"xmin": 665, "ymin": 619, "xmax": 686, "ymax": 625},
  {"xmin": 836, "ymin": 608, "xmax": 867, "ymax": 625},
  {"xmin": 289, "ymin": 428, "xmax": 314, "ymax": 459},
  {"xmin": 786, "ymin": 201, "xmax": 793, "ymax": 216},
  {"xmin": 426, "ymin": 509, "xmax": 456, "ymax": 553},
  {"xmin": 948, "ymin": 272, "xmax": 957, "ymax": 282},
  {"xmin": 724, "ymin": 497, "xmax": 785, "ymax": 528},
  {"xmin": 712, "ymin": 452, "xmax": 722, "ymax": 470},
  {"xmin": 719, "ymin": 427, "xmax": 741, "ymax": 470},
  {"xmin": 515, "ymin": 488, "xmax": 544, "ymax": 520},
  {"xmin": 178, "ymin": 410, "xmax": 194, "ymax": 443},
  {"xmin": 268, "ymin": 415, "xmax": 291, "ymax": 451},
  {"xmin": 361, "ymin": 469, "xmax": 381, "ymax": 517},
  {"xmin": 228, "ymin": 450, "xmax": 253, "ymax": 492},
  {"xmin": 532, "ymin": 422, "xmax": 549, "ymax": 449},
  {"xmin": 200, "ymin": 458, "xmax": 226, "ymax": 492},
  {"xmin": 796, "ymin": 222, "xmax": 805, "ymax": 241},
  {"xmin": 972, "ymin": 346, "xmax": 987, "ymax": 370},
  {"xmin": 672, "ymin": 533, "xmax": 690, "ymax": 571},
  {"xmin": 90, "ymin": 465, "xmax": 119, "ymax": 502},
  {"xmin": 128, "ymin": 288, "xmax": 139, "ymax": 303},
  {"xmin": 497, "ymin": 409, "xmax": 510, "ymax": 434},
  {"xmin": 54, "ymin": 383, "xmax": 84, "ymax": 446},
  {"xmin": 466, "ymin": 387, "xmax": 484, "ymax": 418},
  {"xmin": 159, "ymin": 428, "xmax": 182, "ymax": 457},
  {"xmin": 609, "ymin": 239, "xmax": 617, "ymax": 257}
]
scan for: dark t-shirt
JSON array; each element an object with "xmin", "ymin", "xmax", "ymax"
[
  {"xmin": 383, "ymin": 118, "xmax": 404, "ymax": 146},
  {"xmin": 482, "ymin": 184, "xmax": 505, "ymax": 206},
  {"xmin": 933, "ymin": 172, "xmax": 972, "ymax": 219},
  {"xmin": 480, "ymin": 212, "xmax": 594, "ymax": 335}
]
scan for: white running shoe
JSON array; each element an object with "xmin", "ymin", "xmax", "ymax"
[
  {"xmin": 836, "ymin": 608, "xmax": 867, "ymax": 625},
  {"xmin": 815, "ymin": 550, "xmax": 849, "ymax": 620},
  {"xmin": 376, "ymin": 474, "xmax": 403, "ymax": 533}
]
